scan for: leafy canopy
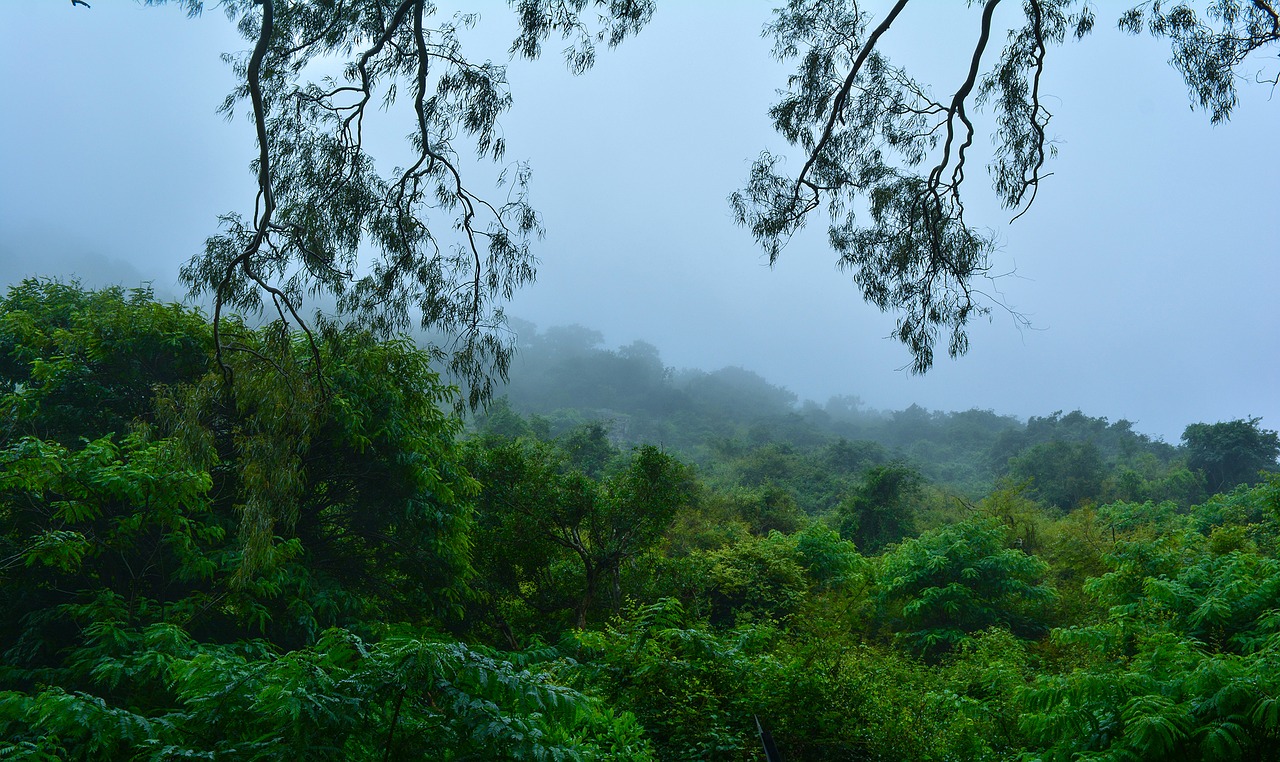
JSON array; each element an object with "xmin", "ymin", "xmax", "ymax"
[
  {"xmin": 1183, "ymin": 417, "xmax": 1280, "ymax": 493},
  {"xmin": 0, "ymin": 280, "xmax": 652, "ymax": 760}
]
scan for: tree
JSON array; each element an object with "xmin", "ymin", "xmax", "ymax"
[
  {"xmin": 837, "ymin": 462, "xmax": 923, "ymax": 552},
  {"xmin": 466, "ymin": 438, "xmax": 693, "ymax": 630},
  {"xmin": 1183, "ymin": 417, "xmax": 1280, "ymax": 493},
  {"xmin": 0, "ymin": 282, "xmax": 478, "ymax": 654},
  {"xmin": 1021, "ymin": 493, "xmax": 1280, "ymax": 761},
  {"xmin": 731, "ymin": 1, "xmax": 1278, "ymax": 373},
  {"xmin": 0, "ymin": 279, "xmax": 211, "ymax": 445},
  {"xmin": 732, "ymin": 484, "xmax": 805, "ymax": 536},
  {"xmin": 0, "ymin": 282, "xmax": 658, "ymax": 760},
  {"xmin": 876, "ymin": 517, "xmax": 1055, "ymax": 659},
  {"xmin": 572, "ymin": 598, "xmax": 774, "ymax": 761},
  {"xmin": 560, "ymin": 421, "xmax": 620, "ymax": 479},
  {"xmin": 700, "ymin": 534, "xmax": 812, "ymax": 626},
  {"xmin": 131, "ymin": 0, "xmax": 654, "ymax": 407},
  {"xmin": 1007, "ymin": 440, "xmax": 1106, "ymax": 510}
]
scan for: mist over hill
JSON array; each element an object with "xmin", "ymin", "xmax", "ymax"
[{"xmin": 476, "ymin": 319, "xmax": 1236, "ymax": 509}]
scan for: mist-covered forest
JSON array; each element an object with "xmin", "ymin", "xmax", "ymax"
[
  {"xmin": 6, "ymin": 0, "xmax": 1280, "ymax": 759},
  {"xmin": 3, "ymin": 281, "xmax": 1279, "ymax": 760},
  {"xmin": 483, "ymin": 320, "xmax": 1209, "ymax": 507}
]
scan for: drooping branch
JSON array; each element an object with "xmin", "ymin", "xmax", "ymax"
[
  {"xmin": 734, "ymin": 2, "xmax": 1029, "ymax": 375},
  {"xmin": 926, "ymin": 0, "xmax": 1002, "ymax": 215},
  {"xmin": 204, "ymin": 0, "xmax": 326, "ymax": 394},
  {"xmin": 1009, "ymin": 0, "xmax": 1050, "ymax": 222},
  {"xmin": 160, "ymin": 0, "xmax": 650, "ymax": 409},
  {"xmin": 1121, "ymin": 0, "xmax": 1280, "ymax": 122},
  {"xmin": 790, "ymin": 0, "xmax": 913, "ymax": 229},
  {"xmin": 213, "ymin": 0, "xmax": 278, "ymax": 385}
]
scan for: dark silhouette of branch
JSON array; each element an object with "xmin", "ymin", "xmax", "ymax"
[
  {"xmin": 1010, "ymin": 0, "xmax": 1050, "ymax": 223},
  {"xmin": 208, "ymin": 0, "xmax": 326, "ymax": 394},
  {"xmin": 788, "ymin": 0, "xmax": 912, "ymax": 243},
  {"xmin": 213, "ymin": 0, "xmax": 275, "ymax": 387},
  {"xmin": 926, "ymin": 0, "xmax": 1003, "ymax": 212}
]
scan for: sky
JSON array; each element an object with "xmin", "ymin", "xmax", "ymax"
[{"xmin": 1, "ymin": 1, "xmax": 1276, "ymax": 443}]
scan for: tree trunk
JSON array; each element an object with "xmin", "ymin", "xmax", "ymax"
[{"xmin": 576, "ymin": 564, "xmax": 598, "ymax": 629}]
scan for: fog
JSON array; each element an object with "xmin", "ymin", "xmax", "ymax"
[{"xmin": 2, "ymin": 2, "xmax": 1276, "ymax": 442}]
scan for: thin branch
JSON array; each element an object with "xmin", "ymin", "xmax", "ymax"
[
  {"xmin": 790, "ymin": 0, "xmax": 913, "ymax": 224},
  {"xmin": 1010, "ymin": 0, "xmax": 1049, "ymax": 223},
  {"xmin": 407, "ymin": 0, "xmax": 498, "ymax": 337},
  {"xmin": 342, "ymin": 0, "xmax": 417, "ymax": 141},
  {"xmin": 213, "ymin": 0, "xmax": 277, "ymax": 386},
  {"xmin": 927, "ymin": 0, "xmax": 1002, "ymax": 208}
]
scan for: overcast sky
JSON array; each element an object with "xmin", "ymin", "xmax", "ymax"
[{"xmin": 1, "ymin": 1, "xmax": 1276, "ymax": 442}]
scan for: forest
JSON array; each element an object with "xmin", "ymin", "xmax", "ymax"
[
  {"xmin": 2, "ymin": 280, "xmax": 1278, "ymax": 760},
  {"xmin": 5, "ymin": 0, "xmax": 1279, "ymax": 759}
]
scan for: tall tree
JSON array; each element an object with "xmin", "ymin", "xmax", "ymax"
[
  {"xmin": 0, "ymin": 281, "xmax": 478, "ymax": 660},
  {"xmin": 1182, "ymin": 417, "xmax": 1280, "ymax": 493},
  {"xmin": 837, "ymin": 463, "xmax": 923, "ymax": 552}
]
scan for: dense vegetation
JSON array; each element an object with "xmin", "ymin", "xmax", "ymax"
[{"xmin": 3, "ymin": 282, "xmax": 1279, "ymax": 760}]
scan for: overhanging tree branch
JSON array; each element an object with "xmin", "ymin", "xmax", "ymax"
[
  {"xmin": 791, "ymin": 0, "xmax": 913, "ymax": 227},
  {"xmin": 153, "ymin": 0, "xmax": 651, "ymax": 409},
  {"xmin": 735, "ymin": 0, "xmax": 1274, "ymax": 375}
]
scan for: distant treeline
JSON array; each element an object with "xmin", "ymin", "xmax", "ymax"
[{"xmin": 478, "ymin": 321, "xmax": 1274, "ymax": 510}]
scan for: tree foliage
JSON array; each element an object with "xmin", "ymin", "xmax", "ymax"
[
  {"xmin": 137, "ymin": 0, "xmax": 654, "ymax": 407},
  {"xmin": 572, "ymin": 598, "xmax": 780, "ymax": 761},
  {"xmin": 1008, "ymin": 440, "xmax": 1106, "ymax": 510},
  {"xmin": 465, "ymin": 433, "xmax": 693, "ymax": 632},
  {"xmin": 1, "ymin": 627, "xmax": 653, "ymax": 761},
  {"xmin": 1022, "ymin": 494, "xmax": 1280, "ymax": 761},
  {"xmin": 732, "ymin": 0, "xmax": 1279, "ymax": 372},
  {"xmin": 0, "ymin": 282, "xmax": 656, "ymax": 759},
  {"xmin": 876, "ymin": 516, "xmax": 1055, "ymax": 658},
  {"xmin": 17, "ymin": 0, "xmax": 1280, "ymax": 743},
  {"xmin": 837, "ymin": 461, "xmax": 923, "ymax": 552},
  {"xmin": 7, "ymin": 281, "xmax": 1280, "ymax": 758},
  {"xmin": 78, "ymin": 0, "xmax": 1275, "ymax": 391},
  {"xmin": 1183, "ymin": 417, "xmax": 1280, "ymax": 493}
]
